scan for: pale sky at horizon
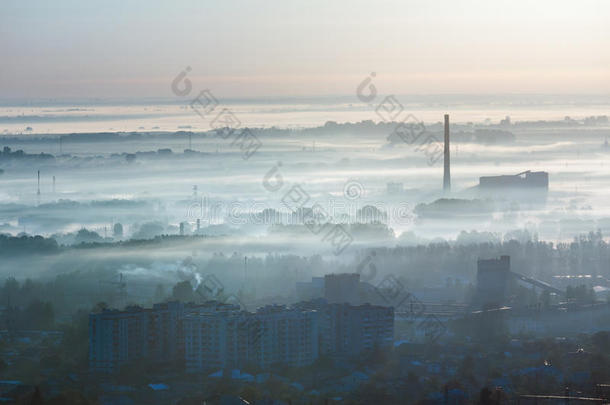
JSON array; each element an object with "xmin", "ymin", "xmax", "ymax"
[{"xmin": 1, "ymin": 0, "xmax": 609, "ymax": 99}]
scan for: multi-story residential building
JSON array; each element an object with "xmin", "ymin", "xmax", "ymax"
[
  {"xmin": 90, "ymin": 301, "xmax": 196, "ymax": 373},
  {"xmin": 90, "ymin": 298, "xmax": 392, "ymax": 374},
  {"xmin": 298, "ymin": 299, "xmax": 394, "ymax": 358},
  {"xmin": 148, "ymin": 301, "xmax": 188, "ymax": 363},
  {"xmin": 182, "ymin": 301, "xmax": 243, "ymax": 372},
  {"xmin": 89, "ymin": 305, "xmax": 151, "ymax": 373},
  {"xmin": 183, "ymin": 303, "xmax": 319, "ymax": 372},
  {"xmin": 252, "ymin": 305, "xmax": 318, "ymax": 369}
]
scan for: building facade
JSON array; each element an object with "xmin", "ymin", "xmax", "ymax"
[
  {"xmin": 91, "ymin": 298, "xmax": 392, "ymax": 373},
  {"xmin": 476, "ymin": 255, "xmax": 511, "ymax": 308},
  {"xmin": 324, "ymin": 273, "xmax": 360, "ymax": 305},
  {"xmin": 183, "ymin": 304, "xmax": 319, "ymax": 372},
  {"xmin": 182, "ymin": 301, "xmax": 243, "ymax": 372},
  {"xmin": 89, "ymin": 306, "xmax": 152, "ymax": 373},
  {"xmin": 252, "ymin": 305, "xmax": 319, "ymax": 369},
  {"xmin": 89, "ymin": 301, "xmax": 193, "ymax": 373},
  {"xmin": 297, "ymin": 299, "xmax": 394, "ymax": 358}
]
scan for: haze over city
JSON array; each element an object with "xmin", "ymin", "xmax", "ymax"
[{"xmin": 0, "ymin": 1, "xmax": 609, "ymax": 405}]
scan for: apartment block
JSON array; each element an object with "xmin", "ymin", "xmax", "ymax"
[
  {"xmin": 90, "ymin": 301, "xmax": 195, "ymax": 373},
  {"xmin": 183, "ymin": 304, "xmax": 318, "ymax": 372},
  {"xmin": 90, "ymin": 299, "xmax": 392, "ymax": 374},
  {"xmin": 298, "ymin": 299, "xmax": 394, "ymax": 358}
]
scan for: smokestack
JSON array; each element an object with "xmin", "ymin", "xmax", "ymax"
[
  {"xmin": 37, "ymin": 170, "xmax": 41, "ymax": 195},
  {"xmin": 443, "ymin": 114, "xmax": 451, "ymax": 193}
]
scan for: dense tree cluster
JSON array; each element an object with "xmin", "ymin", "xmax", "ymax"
[{"xmin": 0, "ymin": 234, "xmax": 59, "ymax": 255}]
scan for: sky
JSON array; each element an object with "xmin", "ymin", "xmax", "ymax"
[{"xmin": 0, "ymin": 0, "xmax": 609, "ymax": 99}]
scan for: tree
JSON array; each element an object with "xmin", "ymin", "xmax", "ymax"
[
  {"xmin": 92, "ymin": 302, "xmax": 108, "ymax": 312},
  {"xmin": 74, "ymin": 228, "xmax": 103, "ymax": 244},
  {"xmin": 113, "ymin": 222, "xmax": 123, "ymax": 238},
  {"xmin": 2, "ymin": 277, "xmax": 19, "ymax": 303},
  {"xmin": 24, "ymin": 300, "xmax": 54, "ymax": 330}
]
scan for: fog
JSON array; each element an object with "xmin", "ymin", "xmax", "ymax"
[
  {"xmin": 2, "ymin": 1, "xmax": 609, "ymax": 402},
  {"xmin": 1, "ymin": 102, "xmax": 609, "ymax": 320}
]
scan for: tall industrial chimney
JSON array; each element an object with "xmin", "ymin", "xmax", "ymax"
[{"xmin": 443, "ymin": 114, "xmax": 451, "ymax": 193}]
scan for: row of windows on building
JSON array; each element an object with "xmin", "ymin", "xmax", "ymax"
[{"xmin": 89, "ymin": 299, "xmax": 394, "ymax": 373}]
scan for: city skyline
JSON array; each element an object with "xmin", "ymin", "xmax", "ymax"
[{"xmin": 1, "ymin": 2, "xmax": 610, "ymax": 403}]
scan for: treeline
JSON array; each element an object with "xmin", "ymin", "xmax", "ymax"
[
  {"xmin": 2, "ymin": 230, "xmax": 610, "ymax": 288},
  {"xmin": 1, "ymin": 278, "xmax": 55, "ymax": 330},
  {"xmin": 353, "ymin": 230, "xmax": 610, "ymax": 285},
  {"xmin": 0, "ymin": 234, "xmax": 59, "ymax": 255}
]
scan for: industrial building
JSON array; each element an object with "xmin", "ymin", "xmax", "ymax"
[
  {"xmin": 479, "ymin": 170, "xmax": 549, "ymax": 190},
  {"xmin": 475, "ymin": 256, "xmax": 511, "ymax": 309},
  {"xmin": 474, "ymin": 255, "xmax": 564, "ymax": 310},
  {"xmin": 438, "ymin": 114, "xmax": 549, "ymax": 197}
]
